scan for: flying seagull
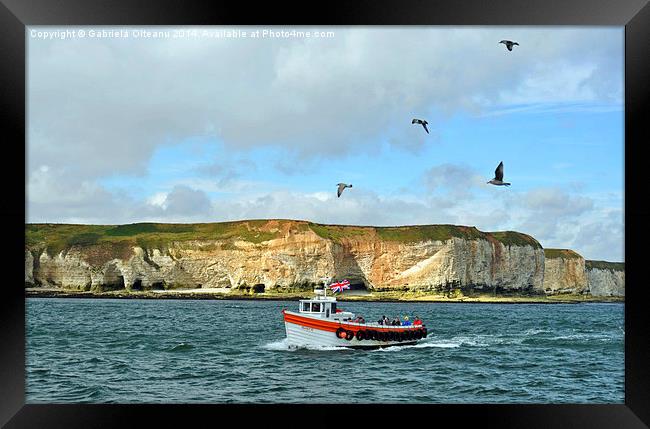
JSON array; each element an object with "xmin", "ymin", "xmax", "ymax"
[
  {"xmin": 499, "ymin": 40, "xmax": 519, "ymax": 51},
  {"xmin": 337, "ymin": 183, "xmax": 352, "ymax": 197},
  {"xmin": 412, "ymin": 118, "xmax": 429, "ymax": 134},
  {"xmin": 487, "ymin": 161, "xmax": 511, "ymax": 186}
]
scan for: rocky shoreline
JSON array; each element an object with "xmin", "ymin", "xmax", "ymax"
[{"xmin": 25, "ymin": 288, "xmax": 624, "ymax": 304}]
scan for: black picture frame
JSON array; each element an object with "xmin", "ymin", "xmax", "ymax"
[{"xmin": 2, "ymin": 0, "xmax": 648, "ymax": 427}]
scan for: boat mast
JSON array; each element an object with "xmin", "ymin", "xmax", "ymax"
[{"xmin": 320, "ymin": 276, "xmax": 331, "ymax": 299}]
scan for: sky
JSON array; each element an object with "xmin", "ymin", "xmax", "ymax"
[{"xmin": 26, "ymin": 26, "xmax": 624, "ymax": 262}]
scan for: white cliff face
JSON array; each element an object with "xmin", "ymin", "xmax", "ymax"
[
  {"xmin": 587, "ymin": 267, "xmax": 625, "ymax": 296},
  {"xmin": 25, "ymin": 229, "xmax": 547, "ymax": 294},
  {"xmin": 362, "ymin": 238, "xmax": 545, "ymax": 292},
  {"xmin": 25, "ymin": 250, "xmax": 34, "ymax": 284},
  {"xmin": 35, "ymin": 251, "xmax": 93, "ymax": 290},
  {"xmin": 542, "ymin": 256, "xmax": 589, "ymax": 294}
]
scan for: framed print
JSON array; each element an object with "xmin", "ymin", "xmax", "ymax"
[{"xmin": 2, "ymin": 0, "xmax": 649, "ymax": 427}]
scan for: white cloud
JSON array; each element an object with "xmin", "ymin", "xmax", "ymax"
[
  {"xmin": 423, "ymin": 163, "xmax": 485, "ymax": 199},
  {"xmin": 147, "ymin": 192, "xmax": 168, "ymax": 208},
  {"xmin": 28, "ymin": 26, "xmax": 623, "ymax": 183},
  {"xmin": 523, "ymin": 188, "xmax": 593, "ymax": 217}
]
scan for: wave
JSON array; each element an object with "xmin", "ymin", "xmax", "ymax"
[
  {"xmin": 86, "ymin": 357, "xmax": 104, "ymax": 364},
  {"xmin": 166, "ymin": 343, "xmax": 195, "ymax": 352},
  {"xmin": 523, "ymin": 328, "xmax": 551, "ymax": 336},
  {"xmin": 547, "ymin": 332, "xmax": 622, "ymax": 342}
]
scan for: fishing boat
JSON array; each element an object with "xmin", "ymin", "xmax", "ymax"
[{"xmin": 282, "ymin": 282, "xmax": 427, "ymax": 349}]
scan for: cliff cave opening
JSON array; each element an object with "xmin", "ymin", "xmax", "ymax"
[
  {"xmin": 101, "ymin": 275, "xmax": 125, "ymax": 292},
  {"xmin": 347, "ymin": 281, "xmax": 369, "ymax": 293},
  {"xmin": 151, "ymin": 281, "xmax": 165, "ymax": 290},
  {"xmin": 252, "ymin": 283, "xmax": 265, "ymax": 293},
  {"xmin": 131, "ymin": 279, "xmax": 143, "ymax": 291},
  {"xmin": 101, "ymin": 264, "xmax": 126, "ymax": 291}
]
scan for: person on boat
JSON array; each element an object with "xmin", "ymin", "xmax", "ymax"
[
  {"xmin": 357, "ymin": 316, "xmax": 366, "ymax": 324},
  {"xmin": 402, "ymin": 316, "xmax": 412, "ymax": 326},
  {"xmin": 383, "ymin": 315, "xmax": 390, "ymax": 325},
  {"xmin": 377, "ymin": 318, "xmax": 384, "ymax": 325},
  {"xmin": 413, "ymin": 316, "xmax": 423, "ymax": 326},
  {"xmin": 392, "ymin": 317, "xmax": 401, "ymax": 326}
]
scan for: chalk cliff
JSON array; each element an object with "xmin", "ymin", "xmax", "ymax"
[
  {"xmin": 26, "ymin": 220, "xmax": 545, "ymax": 294},
  {"xmin": 586, "ymin": 260, "xmax": 625, "ymax": 296},
  {"xmin": 542, "ymin": 249, "xmax": 589, "ymax": 294},
  {"xmin": 542, "ymin": 249, "xmax": 625, "ymax": 297},
  {"xmin": 24, "ymin": 220, "xmax": 624, "ymax": 298}
]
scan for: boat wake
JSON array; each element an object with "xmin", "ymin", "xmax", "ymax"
[
  {"xmin": 371, "ymin": 338, "xmax": 460, "ymax": 352},
  {"xmin": 263, "ymin": 339, "xmax": 351, "ymax": 352}
]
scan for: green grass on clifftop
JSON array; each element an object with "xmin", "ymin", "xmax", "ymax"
[
  {"xmin": 307, "ymin": 223, "xmax": 373, "ymax": 241},
  {"xmin": 26, "ymin": 220, "xmax": 545, "ymax": 256},
  {"xmin": 375, "ymin": 224, "xmax": 485, "ymax": 243},
  {"xmin": 586, "ymin": 260, "xmax": 625, "ymax": 271},
  {"xmin": 544, "ymin": 248, "xmax": 583, "ymax": 259},
  {"xmin": 26, "ymin": 221, "xmax": 284, "ymax": 255},
  {"xmin": 488, "ymin": 231, "xmax": 542, "ymax": 248}
]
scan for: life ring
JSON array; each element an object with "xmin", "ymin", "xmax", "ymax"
[
  {"xmin": 406, "ymin": 330, "xmax": 414, "ymax": 341},
  {"xmin": 389, "ymin": 331, "xmax": 397, "ymax": 341},
  {"xmin": 422, "ymin": 328, "xmax": 428, "ymax": 338},
  {"xmin": 356, "ymin": 330, "xmax": 365, "ymax": 341},
  {"xmin": 397, "ymin": 331, "xmax": 404, "ymax": 341},
  {"xmin": 414, "ymin": 329, "xmax": 422, "ymax": 340},
  {"xmin": 345, "ymin": 330, "xmax": 354, "ymax": 341},
  {"xmin": 335, "ymin": 327, "xmax": 346, "ymax": 339}
]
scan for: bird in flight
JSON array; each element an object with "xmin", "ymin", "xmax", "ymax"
[
  {"xmin": 499, "ymin": 40, "xmax": 519, "ymax": 51},
  {"xmin": 412, "ymin": 118, "xmax": 429, "ymax": 134},
  {"xmin": 337, "ymin": 183, "xmax": 352, "ymax": 198},
  {"xmin": 487, "ymin": 162, "xmax": 511, "ymax": 186}
]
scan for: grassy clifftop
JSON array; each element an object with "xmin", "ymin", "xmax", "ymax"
[
  {"xmin": 308, "ymin": 223, "xmax": 541, "ymax": 248},
  {"xmin": 26, "ymin": 219, "xmax": 543, "ymax": 256},
  {"xmin": 544, "ymin": 248, "xmax": 583, "ymax": 259},
  {"xmin": 25, "ymin": 221, "xmax": 287, "ymax": 256},
  {"xmin": 586, "ymin": 260, "xmax": 625, "ymax": 272}
]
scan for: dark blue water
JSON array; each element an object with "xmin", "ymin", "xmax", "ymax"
[{"xmin": 26, "ymin": 298, "xmax": 624, "ymax": 403}]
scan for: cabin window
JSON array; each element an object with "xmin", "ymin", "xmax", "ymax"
[
  {"xmin": 302, "ymin": 302, "xmax": 311, "ymax": 312},
  {"xmin": 331, "ymin": 303, "xmax": 337, "ymax": 313},
  {"xmin": 311, "ymin": 303, "xmax": 321, "ymax": 312}
]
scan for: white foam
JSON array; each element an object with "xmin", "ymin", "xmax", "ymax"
[
  {"xmin": 263, "ymin": 339, "xmax": 292, "ymax": 351},
  {"xmin": 523, "ymin": 328, "xmax": 550, "ymax": 336},
  {"xmin": 371, "ymin": 339, "xmax": 461, "ymax": 352},
  {"xmin": 415, "ymin": 341, "xmax": 461, "ymax": 349},
  {"xmin": 263, "ymin": 339, "xmax": 351, "ymax": 352}
]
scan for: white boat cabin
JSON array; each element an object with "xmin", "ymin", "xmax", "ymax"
[{"xmin": 298, "ymin": 289, "xmax": 355, "ymax": 321}]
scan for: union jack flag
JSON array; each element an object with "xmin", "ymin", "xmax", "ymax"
[{"xmin": 329, "ymin": 279, "xmax": 351, "ymax": 293}]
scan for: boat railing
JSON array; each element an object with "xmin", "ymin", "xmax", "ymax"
[{"xmin": 336, "ymin": 320, "xmax": 425, "ymax": 329}]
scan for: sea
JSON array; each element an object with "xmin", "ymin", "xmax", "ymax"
[{"xmin": 25, "ymin": 298, "xmax": 624, "ymax": 403}]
